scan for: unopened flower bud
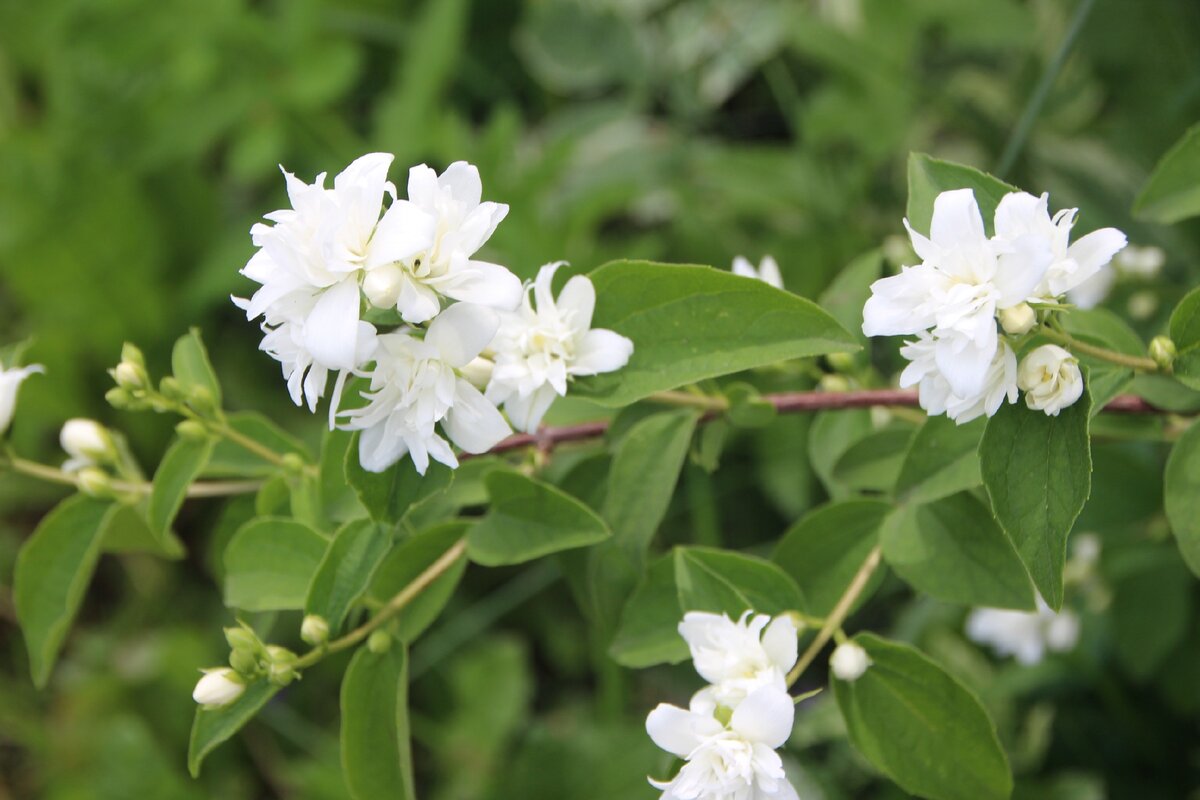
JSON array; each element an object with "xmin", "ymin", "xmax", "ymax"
[
  {"xmin": 301, "ymin": 615, "xmax": 330, "ymax": 646},
  {"xmin": 60, "ymin": 419, "xmax": 114, "ymax": 470},
  {"xmin": 175, "ymin": 420, "xmax": 209, "ymax": 441},
  {"xmin": 76, "ymin": 467, "xmax": 113, "ymax": 498},
  {"xmin": 268, "ymin": 661, "xmax": 298, "ymax": 686},
  {"xmin": 265, "ymin": 645, "xmax": 297, "ymax": 666},
  {"xmin": 193, "ymin": 667, "xmax": 245, "ymax": 707},
  {"xmin": 229, "ymin": 648, "xmax": 259, "ymax": 675},
  {"xmin": 159, "ymin": 377, "xmax": 183, "ymax": 401},
  {"xmin": 362, "ymin": 264, "xmax": 405, "ymax": 309},
  {"xmin": 1018, "ymin": 345, "xmax": 1083, "ymax": 416},
  {"xmin": 1150, "ymin": 335, "xmax": 1176, "ymax": 370},
  {"xmin": 105, "ymin": 388, "xmax": 133, "ymax": 409},
  {"xmin": 1127, "ymin": 290, "xmax": 1158, "ymax": 321},
  {"xmin": 830, "ymin": 642, "xmax": 871, "ymax": 682},
  {"xmin": 281, "ymin": 452, "xmax": 307, "ymax": 475},
  {"xmin": 120, "ymin": 342, "xmax": 146, "ymax": 371},
  {"xmin": 113, "ymin": 361, "xmax": 146, "ymax": 390},
  {"xmin": 224, "ymin": 625, "xmax": 260, "ymax": 654},
  {"xmin": 827, "ymin": 351, "xmax": 857, "ymax": 372},
  {"xmin": 187, "ymin": 385, "xmax": 216, "ymax": 413},
  {"xmin": 819, "ymin": 374, "xmax": 850, "ymax": 393},
  {"xmin": 998, "ymin": 303, "xmax": 1036, "ymax": 335},
  {"xmin": 367, "ymin": 630, "xmax": 392, "ymax": 654},
  {"xmin": 459, "ymin": 356, "xmax": 494, "ymax": 390}
]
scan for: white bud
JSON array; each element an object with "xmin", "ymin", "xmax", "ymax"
[
  {"xmin": 60, "ymin": 418, "xmax": 113, "ymax": 470},
  {"xmin": 830, "ymin": 642, "xmax": 871, "ymax": 682},
  {"xmin": 192, "ymin": 667, "xmax": 245, "ymax": 707},
  {"xmin": 998, "ymin": 303, "xmax": 1036, "ymax": 335},
  {"xmin": 114, "ymin": 361, "xmax": 144, "ymax": 390},
  {"xmin": 459, "ymin": 356, "xmax": 494, "ymax": 390},
  {"xmin": 1018, "ymin": 345, "xmax": 1083, "ymax": 417},
  {"xmin": 362, "ymin": 264, "xmax": 405, "ymax": 309},
  {"xmin": 301, "ymin": 614, "xmax": 330, "ymax": 646}
]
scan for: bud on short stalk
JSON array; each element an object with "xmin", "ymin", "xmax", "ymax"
[
  {"xmin": 175, "ymin": 420, "xmax": 209, "ymax": 441},
  {"xmin": 1150, "ymin": 335, "xmax": 1176, "ymax": 371},
  {"xmin": 819, "ymin": 374, "xmax": 850, "ymax": 393},
  {"xmin": 998, "ymin": 302, "xmax": 1036, "ymax": 335},
  {"xmin": 193, "ymin": 667, "xmax": 245, "ymax": 707},
  {"xmin": 60, "ymin": 418, "xmax": 114, "ymax": 469},
  {"xmin": 301, "ymin": 614, "xmax": 330, "ymax": 646},
  {"xmin": 830, "ymin": 642, "xmax": 871, "ymax": 682},
  {"xmin": 113, "ymin": 361, "xmax": 146, "ymax": 390},
  {"xmin": 367, "ymin": 630, "xmax": 392, "ymax": 654},
  {"xmin": 76, "ymin": 467, "xmax": 114, "ymax": 498},
  {"xmin": 826, "ymin": 351, "xmax": 857, "ymax": 372}
]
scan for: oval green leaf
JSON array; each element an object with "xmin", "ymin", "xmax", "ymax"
[
  {"xmin": 148, "ymin": 435, "xmax": 214, "ymax": 539},
  {"xmin": 1165, "ymin": 419, "xmax": 1200, "ymax": 577},
  {"xmin": 188, "ymin": 679, "xmax": 280, "ymax": 777},
  {"xmin": 369, "ymin": 521, "xmax": 468, "ymax": 643},
  {"xmin": 674, "ymin": 546, "xmax": 806, "ymax": 617},
  {"xmin": 223, "ymin": 518, "xmax": 328, "ymax": 611},
  {"xmin": 306, "ymin": 519, "xmax": 392, "ymax": 634},
  {"xmin": 340, "ymin": 645, "xmax": 415, "ymax": 800}
]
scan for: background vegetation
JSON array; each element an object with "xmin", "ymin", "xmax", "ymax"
[{"xmin": 2, "ymin": 0, "xmax": 1199, "ymax": 797}]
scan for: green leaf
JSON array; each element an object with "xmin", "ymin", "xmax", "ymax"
[
  {"xmin": 306, "ymin": 519, "xmax": 392, "ymax": 634},
  {"xmin": 818, "ymin": 249, "xmax": 882, "ymax": 345},
  {"xmin": 981, "ymin": 393, "xmax": 1092, "ymax": 609},
  {"xmin": 907, "ymin": 153, "xmax": 1016, "ymax": 235},
  {"xmin": 223, "ymin": 518, "xmax": 328, "ymax": 611},
  {"xmin": 345, "ymin": 433, "xmax": 454, "ymax": 526},
  {"xmin": 602, "ymin": 409, "xmax": 698, "ymax": 564},
  {"xmin": 772, "ymin": 499, "xmax": 890, "ymax": 617},
  {"xmin": 340, "ymin": 645, "xmax": 415, "ymax": 800},
  {"xmin": 147, "ymin": 435, "xmax": 214, "ymax": 539},
  {"xmin": 14, "ymin": 495, "xmax": 113, "ymax": 687},
  {"xmin": 1169, "ymin": 287, "xmax": 1200, "ymax": 391},
  {"xmin": 1133, "ymin": 123, "xmax": 1200, "ymax": 224},
  {"xmin": 573, "ymin": 260, "xmax": 857, "ymax": 406},
  {"xmin": 809, "ymin": 409, "xmax": 872, "ymax": 498},
  {"xmin": 203, "ymin": 412, "xmax": 311, "ymax": 478},
  {"xmin": 1062, "ymin": 309, "xmax": 1143, "ymax": 412},
  {"xmin": 881, "ymin": 492, "xmax": 1035, "ymax": 610},
  {"xmin": 609, "ymin": 554, "xmax": 690, "ymax": 668},
  {"xmin": 320, "ymin": 429, "xmax": 365, "ymax": 523},
  {"xmin": 468, "ymin": 471, "xmax": 610, "ymax": 566},
  {"xmin": 673, "ymin": 546, "xmax": 806, "ymax": 616},
  {"xmin": 101, "ymin": 502, "xmax": 185, "ymax": 558},
  {"xmin": 831, "ymin": 428, "xmax": 913, "ymax": 492},
  {"xmin": 835, "ymin": 633, "xmax": 1012, "ymax": 800},
  {"xmin": 1109, "ymin": 548, "xmax": 1193, "ymax": 680},
  {"xmin": 369, "ymin": 521, "xmax": 468, "ymax": 643},
  {"xmin": 171, "ymin": 327, "xmax": 222, "ymax": 408},
  {"xmin": 1165, "ymin": 419, "xmax": 1200, "ymax": 576},
  {"xmin": 894, "ymin": 416, "xmax": 984, "ymax": 504},
  {"xmin": 188, "ymin": 679, "xmax": 279, "ymax": 777}
]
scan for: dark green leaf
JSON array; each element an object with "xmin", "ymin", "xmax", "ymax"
[
  {"xmin": 573, "ymin": 260, "xmax": 857, "ymax": 406},
  {"xmin": 14, "ymin": 495, "xmax": 113, "ymax": 687},
  {"xmin": 1133, "ymin": 123, "xmax": 1200, "ymax": 224},
  {"xmin": 881, "ymin": 493, "xmax": 1035, "ymax": 610},
  {"xmin": 819, "ymin": 249, "xmax": 882, "ymax": 346},
  {"xmin": 674, "ymin": 547, "xmax": 806, "ymax": 616},
  {"xmin": 835, "ymin": 633, "xmax": 1012, "ymax": 800},
  {"xmin": 223, "ymin": 518, "xmax": 328, "ymax": 611},
  {"xmin": 188, "ymin": 679, "xmax": 279, "ymax": 777},
  {"xmin": 1164, "ymin": 419, "xmax": 1200, "ymax": 576},
  {"xmin": 609, "ymin": 554, "xmax": 690, "ymax": 668},
  {"xmin": 148, "ymin": 435, "xmax": 214, "ymax": 539},
  {"xmin": 203, "ymin": 412, "xmax": 311, "ymax": 478},
  {"xmin": 320, "ymin": 428, "xmax": 365, "ymax": 523},
  {"xmin": 468, "ymin": 471, "xmax": 610, "ymax": 566},
  {"xmin": 772, "ymin": 499, "xmax": 890, "ymax": 617},
  {"xmin": 1109, "ymin": 548, "xmax": 1192, "ymax": 680},
  {"xmin": 831, "ymin": 428, "xmax": 913, "ymax": 492},
  {"xmin": 340, "ymin": 645, "xmax": 415, "ymax": 800},
  {"xmin": 101, "ymin": 502, "xmax": 185, "ymax": 558},
  {"xmin": 809, "ymin": 409, "xmax": 872, "ymax": 498},
  {"xmin": 306, "ymin": 519, "xmax": 392, "ymax": 634},
  {"xmin": 345, "ymin": 433, "xmax": 454, "ymax": 526},
  {"xmin": 1062, "ymin": 309, "xmax": 1143, "ymax": 412},
  {"xmin": 369, "ymin": 521, "xmax": 468, "ymax": 643},
  {"xmin": 1169, "ymin": 287, "xmax": 1200, "ymax": 391},
  {"xmin": 894, "ymin": 416, "xmax": 984, "ymax": 504},
  {"xmin": 981, "ymin": 394, "xmax": 1092, "ymax": 609},
  {"xmin": 907, "ymin": 153, "xmax": 1015, "ymax": 235}
]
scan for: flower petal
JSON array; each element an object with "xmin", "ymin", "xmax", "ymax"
[
  {"xmin": 730, "ymin": 685, "xmax": 795, "ymax": 749},
  {"xmin": 929, "ymin": 189, "xmax": 986, "ymax": 251},
  {"xmin": 935, "ymin": 329, "xmax": 998, "ymax": 399},
  {"xmin": 304, "ymin": 279, "xmax": 364, "ymax": 371},
  {"xmin": 645, "ymin": 703, "xmax": 722, "ymax": 758},
  {"xmin": 439, "ymin": 161, "xmax": 483, "ymax": 208},
  {"xmin": 444, "ymin": 381, "xmax": 512, "ymax": 453},
  {"xmin": 762, "ymin": 615, "xmax": 798, "ymax": 672},
  {"xmin": 367, "ymin": 200, "xmax": 436, "ymax": 268},
  {"xmin": 439, "ymin": 260, "xmax": 523, "ymax": 312},
  {"xmin": 557, "ymin": 274, "xmax": 596, "ymax": 332},
  {"xmin": 425, "ymin": 303, "xmax": 500, "ymax": 368},
  {"xmin": 569, "ymin": 329, "xmax": 633, "ymax": 376}
]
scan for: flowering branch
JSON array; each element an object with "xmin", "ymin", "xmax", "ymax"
[
  {"xmin": 786, "ymin": 545, "xmax": 883, "ymax": 687},
  {"xmin": 1039, "ymin": 327, "xmax": 1161, "ymax": 373}
]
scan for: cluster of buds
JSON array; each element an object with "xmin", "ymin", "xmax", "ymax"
[
  {"xmin": 192, "ymin": 623, "xmax": 302, "ymax": 709},
  {"xmin": 106, "ymin": 342, "xmax": 217, "ymax": 417}
]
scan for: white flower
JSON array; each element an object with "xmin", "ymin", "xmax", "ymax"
[
  {"xmin": 192, "ymin": 667, "xmax": 245, "ymax": 707},
  {"xmin": 732, "ymin": 255, "xmax": 784, "ymax": 289},
  {"xmin": 646, "ymin": 685, "xmax": 799, "ymax": 800},
  {"xmin": 60, "ymin": 418, "xmax": 113, "ymax": 473},
  {"xmin": 899, "ymin": 332, "xmax": 1018, "ymax": 425},
  {"xmin": 363, "ymin": 161, "xmax": 522, "ymax": 324},
  {"xmin": 829, "ymin": 642, "xmax": 871, "ymax": 682},
  {"xmin": 235, "ymin": 153, "xmax": 404, "ymax": 411},
  {"xmin": 1018, "ymin": 344, "xmax": 1083, "ymax": 416},
  {"xmin": 0, "ymin": 360, "xmax": 43, "ymax": 435},
  {"xmin": 341, "ymin": 303, "xmax": 512, "ymax": 475},
  {"xmin": 1066, "ymin": 266, "xmax": 1115, "ymax": 310},
  {"xmin": 993, "ymin": 191, "xmax": 1127, "ymax": 301},
  {"xmin": 864, "ymin": 189, "xmax": 1052, "ymax": 397},
  {"xmin": 485, "ymin": 262, "xmax": 633, "ymax": 434},
  {"xmin": 966, "ymin": 598, "xmax": 1080, "ymax": 665},
  {"xmin": 677, "ymin": 611, "xmax": 798, "ymax": 710},
  {"xmin": 1114, "ymin": 244, "xmax": 1164, "ymax": 278}
]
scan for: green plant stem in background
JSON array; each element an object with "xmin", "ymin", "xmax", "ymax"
[
  {"xmin": 786, "ymin": 545, "xmax": 882, "ymax": 687},
  {"xmin": 646, "ymin": 390, "xmax": 730, "ymax": 412},
  {"xmin": 1040, "ymin": 327, "xmax": 1161, "ymax": 372},
  {"xmin": 995, "ymin": 0, "xmax": 1099, "ymax": 177},
  {"xmin": 1, "ymin": 455, "xmax": 261, "ymax": 498},
  {"xmin": 293, "ymin": 537, "xmax": 468, "ymax": 670}
]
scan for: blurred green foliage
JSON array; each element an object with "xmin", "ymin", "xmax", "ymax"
[{"xmin": 2, "ymin": 0, "xmax": 1200, "ymax": 797}]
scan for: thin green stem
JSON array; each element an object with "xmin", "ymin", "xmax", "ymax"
[
  {"xmin": 1041, "ymin": 327, "xmax": 1160, "ymax": 372},
  {"xmin": 995, "ymin": 0, "xmax": 1098, "ymax": 177},
  {"xmin": 787, "ymin": 545, "xmax": 882, "ymax": 687},
  {"xmin": 293, "ymin": 537, "xmax": 468, "ymax": 670},
  {"xmin": 3, "ymin": 455, "xmax": 261, "ymax": 498},
  {"xmin": 646, "ymin": 390, "xmax": 729, "ymax": 412}
]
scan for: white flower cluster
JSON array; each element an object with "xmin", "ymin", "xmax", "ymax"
[
  {"xmin": 646, "ymin": 611, "xmax": 800, "ymax": 800},
  {"xmin": 965, "ymin": 597, "xmax": 1080, "ymax": 666},
  {"xmin": 236, "ymin": 154, "xmax": 632, "ymax": 474},
  {"xmin": 862, "ymin": 189, "xmax": 1126, "ymax": 423}
]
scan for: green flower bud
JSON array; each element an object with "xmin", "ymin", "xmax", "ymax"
[
  {"xmin": 187, "ymin": 385, "xmax": 216, "ymax": 413},
  {"xmin": 120, "ymin": 342, "xmax": 146, "ymax": 371},
  {"xmin": 301, "ymin": 615, "xmax": 330, "ymax": 646},
  {"xmin": 175, "ymin": 420, "xmax": 209, "ymax": 441},
  {"xmin": 281, "ymin": 452, "xmax": 308, "ymax": 475},
  {"xmin": 819, "ymin": 374, "xmax": 851, "ymax": 393},
  {"xmin": 268, "ymin": 661, "xmax": 298, "ymax": 686},
  {"xmin": 265, "ymin": 645, "xmax": 297, "ymax": 666},
  {"xmin": 229, "ymin": 648, "xmax": 259, "ymax": 675},
  {"xmin": 224, "ymin": 625, "xmax": 261, "ymax": 654},
  {"xmin": 76, "ymin": 467, "xmax": 113, "ymax": 498},
  {"xmin": 105, "ymin": 388, "xmax": 133, "ymax": 409},
  {"xmin": 1150, "ymin": 335, "xmax": 1176, "ymax": 370},
  {"xmin": 827, "ymin": 351, "xmax": 857, "ymax": 372},
  {"xmin": 367, "ymin": 630, "xmax": 392, "ymax": 654},
  {"xmin": 159, "ymin": 377, "xmax": 183, "ymax": 402}
]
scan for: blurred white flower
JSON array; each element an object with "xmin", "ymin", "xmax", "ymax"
[
  {"xmin": 486, "ymin": 262, "xmax": 633, "ymax": 433},
  {"xmin": 732, "ymin": 255, "xmax": 784, "ymax": 289},
  {"xmin": 864, "ymin": 189, "xmax": 1051, "ymax": 398},
  {"xmin": 677, "ymin": 611, "xmax": 798, "ymax": 710},
  {"xmin": 60, "ymin": 418, "xmax": 113, "ymax": 473},
  {"xmin": 364, "ymin": 162, "xmax": 522, "ymax": 324},
  {"xmin": 341, "ymin": 303, "xmax": 511, "ymax": 474},
  {"xmin": 966, "ymin": 598, "xmax": 1080, "ymax": 665},
  {"xmin": 1114, "ymin": 243, "xmax": 1165, "ymax": 279},
  {"xmin": 899, "ymin": 332, "xmax": 1017, "ymax": 424},
  {"xmin": 994, "ymin": 191, "xmax": 1127, "ymax": 300},
  {"xmin": 1018, "ymin": 344, "xmax": 1083, "ymax": 416},
  {"xmin": 829, "ymin": 642, "xmax": 871, "ymax": 682},
  {"xmin": 646, "ymin": 684, "xmax": 799, "ymax": 800},
  {"xmin": 0, "ymin": 359, "xmax": 43, "ymax": 435},
  {"xmin": 192, "ymin": 667, "xmax": 245, "ymax": 707}
]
